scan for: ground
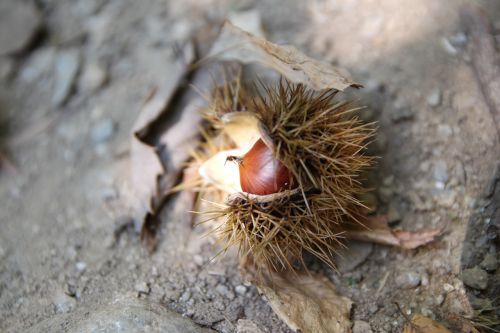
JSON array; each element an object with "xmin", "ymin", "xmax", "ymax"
[{"xmin": 0, "ymin": 0, "xmax": 499, "ymax": 332}]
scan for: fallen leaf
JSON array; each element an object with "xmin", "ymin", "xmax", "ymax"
[
  {"xmin": 208, "ymin": 21, "xmax": 361, "ymax": 91},
  {"xmin": 345, "ymin": 215, "xmax": 443, "ymax": 249},
  {"xmin": 130, "ymin": 42, "xmax": 195, "ymax": 236},
  {"xmin": 403, "ymin": 314, "xmax": 452, "ymax": 333},
  {"xmin": 242, "ymin": 258, "xmax": 353, "ymax": 333}
]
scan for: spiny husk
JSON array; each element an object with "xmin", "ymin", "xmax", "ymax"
[{"xmin": 201, "ymin": 77, "xmax": 375, "ymax": 271}]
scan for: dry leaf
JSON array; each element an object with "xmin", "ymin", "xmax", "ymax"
[
  {"xmin": 345, "ymin": 215, "xmax": 443, "ymax": 249},
  {"xmin": 242, "ymin": 259, "xmax": 353, "ymax": 333},
  {"xmin": 403, "ymin": 314, "xmax": 452, "ymax": 333},
  {"xmin": 208, "ymin": 21, "xmax": 361, "ymax": 91},
  {"xmin": 130, "ymin": 43, "xmax": 195, "ymax": 237}
]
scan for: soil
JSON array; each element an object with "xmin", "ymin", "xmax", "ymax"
[{"xmin": 1, "ymin": 0, "xmax": 499, "ymax": 332}]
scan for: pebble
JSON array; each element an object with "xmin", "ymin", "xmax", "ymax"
[
  {"xmin": 52, "ymin": 49, "xmax": 81, "ymax": 107},
  {"xmin": 441, "ymin": 37, "xmax": 458, "ymax": 56},
  {"xmin": 480, "ymin": 253, "xmax": 498, "ymax": 272},
  {"xmin": 52, "ymin": 290, "xmax": 77, "ymax": 314},
  {"xmin": 387, "ymin": 201, "xmax": 402, "ymax": 224},
  {"xmin": 235, "ymin": 285, "xmax": 247, "ymax": 296},
  {"xmin": 215, "ymin": 284, "xmax": 235, "ymax": 300},
  {"xmin": 391, "ymin": 107, "xmax": 414, "ymax": 123},
  {"xmin": 395, "ymin": 271, "xmax": 421, "ymax": 289},
  {"xmin": 462, "ymin": 266, "xmax": 488, "ymax": 290},
  {"xmin": 0, "ymin": 1, "xmax": 42, "ymax": 55},
  {"xmin": 443, "ymin": 283, "xmax": 455, "ymax": 293},
  {"xmin": 352, "ymin": 320, "xmax": 373, "ymax": 333},
  {"xmin": 433, "ymin": 160, "xmax": 448, "ymax": 184},
  {"xmin": 28, "ymin": 295, "xmax": 215, "ymax": 332},
  {"xmin": 436, "ymin": 294, "xmax": 445, "ymax": 305},
  {"xmin": 336, "ymin": 241, "xmax": 373, "ymax": 273},
  {"xmin": 91, "ymin": 119, "xmax": 115, "ymax": 143},
  {"xmin": 180, "ymin": 290, "xmax": 191, "ymax": 302},
  {"xmin": 426, "ymin": 88, "xmax": 441, "ymax": 107},
  {"xmin": 75, "ymin": 261, "xmax": 87, "ymax": 272},
  {"xmin": 135, "ymin": 281, "xmax": 150, "ymax": 295},
  {"xmin": 235, "ymin": 319, "xmax": 264, "ymax": 333},
  {"xmin": 79, "ymin": 61, "xmax": 108, "ymax": 93}
]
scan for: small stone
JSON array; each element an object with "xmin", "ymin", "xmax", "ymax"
[
  {"xmin": 391, "ymin": 107, "xmax": 414, "ymax": 123},
  {"xmin": 441, "ymin": 37, "xmax": 458, "ymax": 55},
  {"xmin": 79, "ymin": 61, "xmax": 108, "ymax": 93},
  {"xmin": 235, "ymin": 285, "xmax": 247, "ymax": 296},
  {"xmin": 336, "ymin": 241, "xmax": 373, "ymax": 273},
  {"xmin": 435, "ymin": 294, "xmax": 445, "ymax": 305},
  {"xmin": 193, "ymin": 254, "xmax": 204, "ymax": 266},
  {"xmin": 135, "ymin": 281, "xmax": 150, "ymax": 295},
  {"xmin": 352, "ymin": 320, "xmax": 373, "ymax": 333},
  {"xmin": 180, "ymin": 290, "xmax": 191, "ymax": 302},
  {"xmin": 0, "ymin": 1, "xmax": 42, "ymax": 55},
  {"xmin": 75, "ymin": 261, "xmax": 87, "ymax": 272},
  {"xmin": 235, "ymin": 319, "xmax": 264, "ymax": 333},
  {"xmin": 215, "ymin": 284, "xmax": 235, "ymax": 300},
  {"xmin": 52, "ymin": 290, "xmax": 76, "ymax": 314},
  {"xmin": 443, "ymin": 283, "xmax": 455, "ymax": 293},
  {"xmin": 378, "ymin": 186, "xmax": 394, "ymax": 203},
  {"xmin": 395, "ymin": 271, "xmax": 421, "ymax": 289},
  {"xmin": 368, "ymin": 303, "xmax": 379, "ymax": 315},
  {"xmin": 387, "ymin": 201, "xmax": 402, "ymax": 224},
  {"xmin": 480, "ymin": 253, "xmax": 497, "ymax": 272},
  {"xmin": 421, "ymin": 273, "xmax": 429, "ymax": 286},
  {"xmin": 433, "ymin": 160, "xmax": 448, "ymax": 184},
  {"xmin": 421, "ymin": 307, "xmax": 434, "ymax": 318},
  {"xmin": 91, "ymin": 119, "xmax": 115, "ymax": 143},
  {"xmin": 426, "ymin": 88, "xmax": 441, "ymax": 107},
  {"xmin": 462, "ymin": 266, "xmax": 488, "ymax": 290},
  {"xmin": 52, "ymin": 49, "xmax": 81, "ymax": 107}
]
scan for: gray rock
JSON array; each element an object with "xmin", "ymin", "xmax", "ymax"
[
  {"xmin": 387, "ymin": 201, "xmax": 402, "ymax": 224},
  {"xmin": 52, "ymin": 49, "xmax": 81, "ymax": 107},
  {"xmin": 135, "ymin": 281, "xmax": 150, "ymax": 295},
  {"xmin": 215, "ymin": 284, "xmax": 235, "ymax": 300},
  {"xmin": 235, "ymin": 285, "xmax": 247, "ymax": 296},
  {"xmin": 75, "ymin": 261, "xmax": 86, "ymax": 273},
  {"xmin": 462, "ymin": 266, "xmax": 488, "ymax": 290},
  {"xmin": 352, "ymin": 320, "xmax": 373, "ymax": 333},
  {"xmin": 395, "ymin": 271, "xmax": 421, "ymax": 289},
  {"xmin": 91, "ymin": 119, "xmax": 115, "ymax": 143},
  {"xmin": 0, "ymin": 1, "xmax": 42, "ymax": 55},
  {"xmin": 336, "ymin": 241, "xmax": 373, "ymax": 273},
  {"xmin": 433, "ymin": 160, "xmax": 448, "ymax": 184},
  {"xmin": 20, "ymin": 47, "xmax": 56, "ymax": 83},
  {"xmin": 236, "ymin": 319, "xmax": 264, "ymax": 333},
  {"xmin": 52, "ymin": 290, "xmax": 77, "ymax": 314},
  {"xmin": 480, "ymin": 253, "xmax": 498, "ymax": 272},
  {"xmin": 391, "ymin": 107, "xmax": 414, "ymax": 123},
  {"xmin": 180, "ymin": 290, "xmax": 191, "ymax": 302},
  {"xmin": 426, "ymin": 89, "xmax": 441, "ymax": 107},
  {"xmin": 79, "ymin": 61, "xmax": 109, "ymax": 93},
  {"xmin": 28, "ymin": 295, "xmax": 215, "ymax": 333}
]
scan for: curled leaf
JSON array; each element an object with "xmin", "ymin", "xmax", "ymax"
[
  {"xmin": 208, "ymin": 21, "xmax": 361, "ymax": 91},
  {"xmin": 242, "ymin": 258, "xmax": 353, "ymax": 333},
  {"xmin": 345, "ymin": 215, "xmax": 443, "ymax": 249},
  {"xmin": 403, "ymin": 314, "xmax": 452, "ymax": 333}
]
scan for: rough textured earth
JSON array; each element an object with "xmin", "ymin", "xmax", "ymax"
[{"xmin": 0, "ymin": 0, "xmax": 499, "ymax": 332}]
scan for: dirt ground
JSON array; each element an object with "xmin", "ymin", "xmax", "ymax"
[{"xmin": 1, "ymin": 0, "xmax": 499, "ymax": 332}]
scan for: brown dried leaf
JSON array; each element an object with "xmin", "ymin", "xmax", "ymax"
[
  {"xmin": 345, "ymin": 215, "xmax": 443, "ymax": 249},
  {"xmin": 403, "ymin": 314, "xmax": 452, "ymax": 333},
  {"xmin": 208, "ymin": 21, "xmax": 361, "ymax": 91},
  {"xmin": 130, "ymin": 43, "xmax": 195, "ymax": 236},
  {"xmin": 242, "ymin": 259, "xmax": 352, "ymax": 333}
]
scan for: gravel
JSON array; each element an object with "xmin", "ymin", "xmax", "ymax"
[
  {"xmin": 52, "ymin": 49, "xmax": 81, "ymax": 107},
  {"xmin": 462, "ymin": 266, "xmax": 488, "ymax": 290},
  {"xmin": 395, "ymin": 272, "xmax": 421, "ymax": 289}
]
